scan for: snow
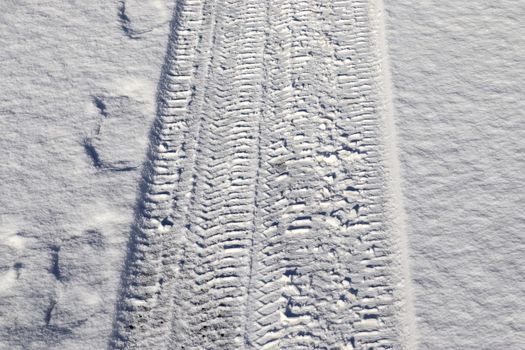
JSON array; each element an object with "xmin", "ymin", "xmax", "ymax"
[
  {"xmin": 384, "ymin": 0, "xmax": 525, "ymax": 348},
  {"xmin": 0, "ymin": 1, "xmax": 175, "ymax": 348},
  {"xmin": 0, "ymin": 0, "xmax": 523, "ymax": 349}
]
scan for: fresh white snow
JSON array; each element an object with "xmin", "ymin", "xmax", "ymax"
[{"xmin": 385, "ymin": 0, "xmax": 525, "ymax": 348}]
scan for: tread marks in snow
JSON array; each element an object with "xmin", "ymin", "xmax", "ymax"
[
  {"xmin": 243, "ymin": 0, "xmax": 400, "ymax": 348},
  {"xmin": 112, "ymin": 0, "xmax": 403, "ymax": 349},
  {"xmin": 112, "ymin": 0, "xmax": 212, "ymax": 348},
  {"xmin": 169, "ymin": 0, "xmax": 268, "ymax": 348}
]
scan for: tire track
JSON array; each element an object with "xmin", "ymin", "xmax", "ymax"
[
  {"xmin": 112, "ymin": 0, "xmax": 408, "ymax": 349},
  {"xmin": 112, "ymin": 0, "xmax": 217, "ymax": 347},
  {"xmin": 168, "ymin": 0, "xmax": 268, "ymax": 347},
  {"xmin": 245, "ymin": 0, "xmax": 403, "ymax": 349}
]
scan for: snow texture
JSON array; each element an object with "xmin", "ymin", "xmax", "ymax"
[
  {"xmin": 111, "ymin": 0, "xmax": 411, "ymax": 348},
  {"xmin": 0, "ymin": 0, "xmax": 523, "ymax": 349},
  {"xmin": 0, "ymin": 1, "xmax": 175, "ymax": 348},
  {"xmin": 385, "ymin": 0, "xmax": 525, "ymax": 349}
]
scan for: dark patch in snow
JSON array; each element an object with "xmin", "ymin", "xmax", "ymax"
[
  {"xmin": 13, "ymin": 262, "xmax": 23, "ymax": 279},
  {"xmin": 82, "ymin": 138, "xmax": 139, "ymax": 172},
  {"xmin": 92, "ymin": 96, "xmax": 108, "ymax": 118},
  {"xmin": 50, "ymin": 246, "xmax": 61, "ymax": 281},
  {"xmin": 283, "ymin": 268, "xmax": 299, "ymax": 277},
  {"xmin": 161, "ymin": 217, "xmax": 174, "ymax": 227},
  {"xmin": 44, "ymin": 299, "xmax": 57, "ymax": 326},
  {"xmin": 363, "ymin": 313, "xmax": 379, "ymax": 320},
  {"xmin": 106, "ymin": 165, "xmax": 139, "ymax": 172},
  {"xmin": 83, "ymin": 138, "xmax": 103, "ymax": 169},
  {"xmin": 117, "ymin": 1, "xmax": 151, "ymax": 39}
]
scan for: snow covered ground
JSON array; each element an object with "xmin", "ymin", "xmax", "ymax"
[
  {"xmin": 0, "ymin": 0, "xmax": 523, "ymax": 349},
  {"xmin": 385, "ymin": 1, "xmax": 525, "ymax": 348},
  {"xmin": 0, "ymin": 1, "xmax": 175, "ymax": 348}
]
